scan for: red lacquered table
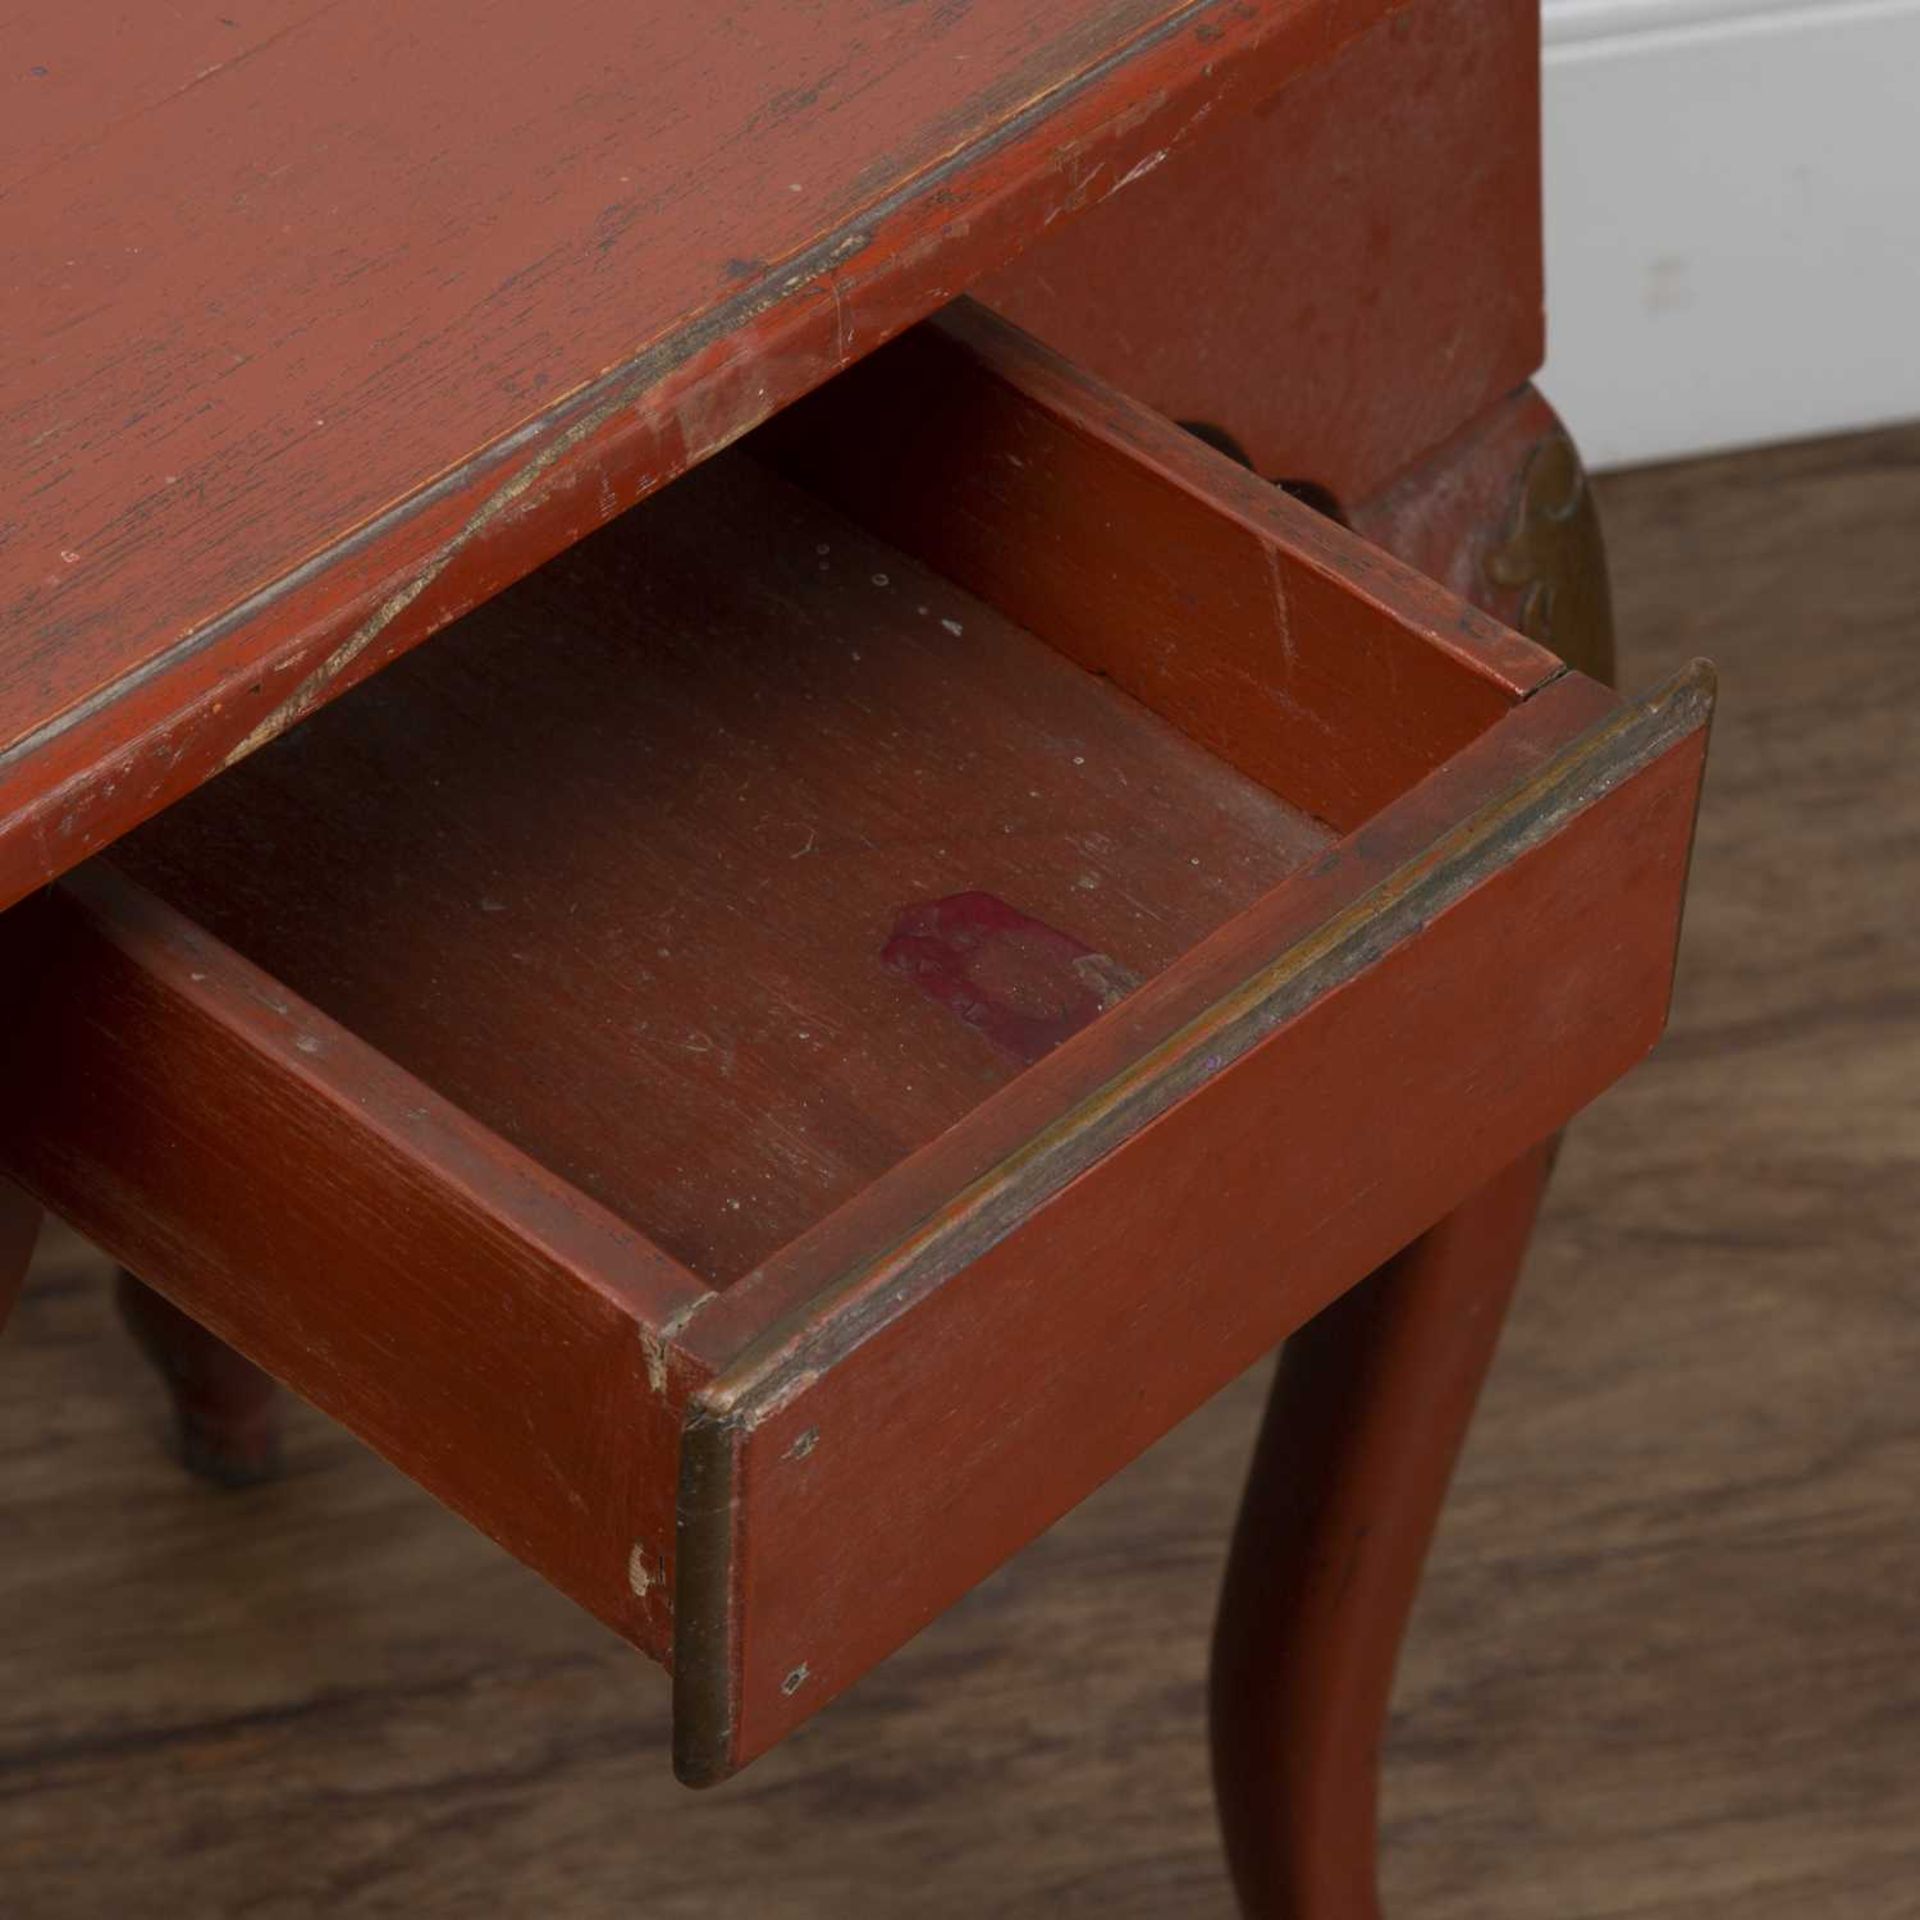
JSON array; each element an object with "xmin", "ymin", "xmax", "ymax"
[{"xmin": 0, "ymin": 5, "xmax": 1710, "ymax": 1912}]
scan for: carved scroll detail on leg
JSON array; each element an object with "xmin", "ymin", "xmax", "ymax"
[
  {"xmin": 1482, "ymin": 427, "xmax": 1615, "ymax": 687},
  {"xmin": 1187, "ymin": 384, "xmax": 1615, "ymax": 689},
  {"xmin": 1350, "ymin": 384, "xmax": 1617, "ymax": 689},
  {"xmin": 115, "ymin": 1271, "xmax": 282, "ymax": 1487}
]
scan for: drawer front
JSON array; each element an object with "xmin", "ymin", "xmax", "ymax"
[
  {"xmin": 675, "ymin": 664, "xmax": 1709, "ymax": 1779},
  {"xmin": 0, "ymin": 301, "xmax": 1712, "ymax": 1786}
]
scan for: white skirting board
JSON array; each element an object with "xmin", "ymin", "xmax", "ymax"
[{"xmin": 1540, "ymin": 0, "xmax": 1920, "ymax": 469}]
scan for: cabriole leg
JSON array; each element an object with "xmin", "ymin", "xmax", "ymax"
[
  {"xmin": 1210, "ymin": 1144, "xmax": 1555, "ymax": 1918},
  {"xmin": 115, "ymin": 1270, "xmax": 282, "ymax": 1488},
  {"xmin": 1210, "ymin": 390, "xmax": 1615, "ymax": 1916},
  {"xmin": 0, "ymin": 1180, "xmax": 42, "ymax": 1337}
]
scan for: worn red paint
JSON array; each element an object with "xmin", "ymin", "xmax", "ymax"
[
  {"xmin": 882, "ymin": 892, "xmax": 1139, "ymax": 1066},
  {"xmin": 0, "ymin": 0, "xmax": 1403, "ymax": 917}
]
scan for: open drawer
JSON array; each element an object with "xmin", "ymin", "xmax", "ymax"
[{"xmin": 0, "ymin": 302, "xmax": 1711, "ymax": 1783}]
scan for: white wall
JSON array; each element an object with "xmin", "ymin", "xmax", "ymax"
[{"xmin": 1540, "ymin": 0, "xmax": 1920, "ymax": 469}]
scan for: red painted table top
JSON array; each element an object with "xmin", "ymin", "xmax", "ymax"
[{"xmin": 0, "ymin": 0, "xmax": 1388, "ymax": 911}]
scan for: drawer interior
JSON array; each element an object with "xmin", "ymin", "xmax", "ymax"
[
  {"xmin": 113, "ymin": 448, "xmax": 1335, "ymax": 1287},
  {"xmin": 101, "ymin": 304, "xmax": 1557, "ymax": 1297}
]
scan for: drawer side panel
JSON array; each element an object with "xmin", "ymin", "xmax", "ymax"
[{"xmin": 0, "ymin": 874, "xmax": 706, "ymax": 1663}]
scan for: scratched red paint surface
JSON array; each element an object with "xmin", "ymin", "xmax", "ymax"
[
  {"xmin": 883, "ymin": 891, "xmax": 1140, "ymax": 1066},
  {"xmin": 0, "ymin": 0, "xmax": 1401, "ymax": 914},
  {"xmin": 4, "ymin": 0, "xmax": 1154, "ymax": 715}
]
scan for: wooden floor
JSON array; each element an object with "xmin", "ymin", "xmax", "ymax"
[{"xmin": 3, "ymin": 425, "xmax": 1916, "ymax": 1917}]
